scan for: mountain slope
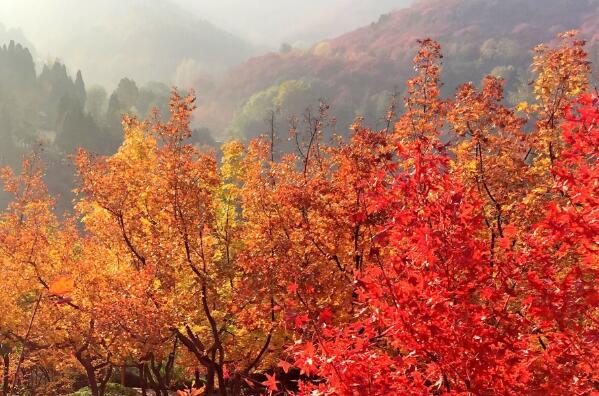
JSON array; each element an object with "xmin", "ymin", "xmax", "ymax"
[
  {"xmin": 196, "ymin": 0, "xmax": 599, "ymax": 137},
  {"xmin": 0, "ymin": 0, "xmax": 256, "ymax": 87}
]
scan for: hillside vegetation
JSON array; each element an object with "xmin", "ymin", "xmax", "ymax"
[{"xmin": 197, "ymin": 0, "xmax": 599, "ymax": 138}]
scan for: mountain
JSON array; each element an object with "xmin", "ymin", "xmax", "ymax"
[
  {"xmin": 0, "ymin": 0, "xmax": 256, "ymax": 87},
  {"xmin": 195, "ymin": 0, "xmax": 599, "ymax": 138}
]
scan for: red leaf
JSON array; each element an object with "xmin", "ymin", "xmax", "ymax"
[
  {"xmin": 287, "ymin": 282, "xmax": 298, "ymax": 294},
  {"xmin": 318, "ymin": 308, "xmax": 334, "ymax": 323},
  {"xmin": 278, "ymin": 360, "xmax": 292, "ymax": 374},
  {"xmin": 262, "ymin": 373, "xmax": 278, "ymax": 392}
]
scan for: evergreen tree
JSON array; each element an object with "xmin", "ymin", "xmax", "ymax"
[{"xmin": 74, "ymin": 70, "xmax": 87, "ymax": 107}]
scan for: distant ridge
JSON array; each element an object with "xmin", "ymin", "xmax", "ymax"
[{"xmin": 196, "ymin": 0, "xmax": 599, "ymax": 136}]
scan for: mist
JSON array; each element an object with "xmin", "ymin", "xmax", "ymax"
[{"xmin": 0, "ymin": 0, "xmax": 412, "ymax": 87}]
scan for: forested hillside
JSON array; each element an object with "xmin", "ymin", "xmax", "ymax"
[{"xmin": 198, "ymin": 0, "xmax": 599, "ymax": 138}]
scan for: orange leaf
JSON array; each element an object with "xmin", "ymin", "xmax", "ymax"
[
  {"xmin": 49, "ymin": 276, "xmax": 74, "ymax": 296},
  {"xmin": 503, "ymin": 224, "xmax": 518, "ymax": 238}
]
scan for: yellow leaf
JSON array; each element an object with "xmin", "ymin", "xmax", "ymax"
[{"xmin": 516, "ymin": 101, "xmax": 528, "ymax": 112}]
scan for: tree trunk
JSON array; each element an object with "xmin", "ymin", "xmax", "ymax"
[
  {"xmin": 206, "ymin": 359, "xmax": 215, "ymax": 393},
  {"xmin": 145, "ymin": 362, "xmax": 166, "ymax": 396},
  {"xmin": 120, "ymin": 366, "xmax": 126, "ymax": 386},
  {"xmin": 194, "ymin": 368, "xmax": 201, "ymax": 390},
  {"xmin": 98, "ymin": 365, "xmax": 112, "ymax": 396},
  {"xmin": 2, "ymin": 354, "xmax": 9, "ymax": 396},
  {"xmin": 216, "ymin": 365, "xmax": 227, "ymax": 396},
  {"xmin": 84, "ymin": 364, "xmax": 99, "ymax": 396},
  {"xmin": 139, "ymin": 364, "xmax": 147, "ymax": 396},
  {"xmin": 229, "ymin": 374, "xmax": 242, "ymax": 396}
]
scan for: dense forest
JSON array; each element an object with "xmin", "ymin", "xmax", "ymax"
[{"xmin": 0, "ymin": 1, "xmax": 598, "ymax": 395}]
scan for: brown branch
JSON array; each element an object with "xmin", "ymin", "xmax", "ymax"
[{"xmin": 10, "ymin": 291, "xmax": 42, "ymax": 394}]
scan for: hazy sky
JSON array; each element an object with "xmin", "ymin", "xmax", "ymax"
[
  {"xmin": 173, "ymin": 0, "xmax": 414, "ymax": 45},
  {"xmin": 0, "ymin": 0, "xmax": 414, "ymax": 86},
  {"xmin": 0, "ymin": 0, "xmax": 413, "ymax": 46}
]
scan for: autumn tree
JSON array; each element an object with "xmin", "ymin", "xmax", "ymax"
[
  {"xmin": 0, "ymin": 156, "xmax": 107, "ymax": 396},
  {"xmin": 76, "ymin": 92, "xmax": 298, "ymax": 395},
  {"xmin": 291, "ymin": 34, "xmax": 598, "ymax": 395},
  {"xmin": 448, "ymin": 75, "xmax": 529, "ymax": 262}
]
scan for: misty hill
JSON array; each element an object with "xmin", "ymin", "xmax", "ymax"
[
  {"xmin": 278, "ymin": 0, "xmax": 414, "ymax": 46},
  {"xmin": 174, "ymin": 0, "xmax": 413, "ymax": 47},
  {"xmin": 196, "ymin": 0, "xmax": 599, "ymax": 138},
  {"xmin": 0, "ymin": 0, "xmax": 256, "ymax": 87}
]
